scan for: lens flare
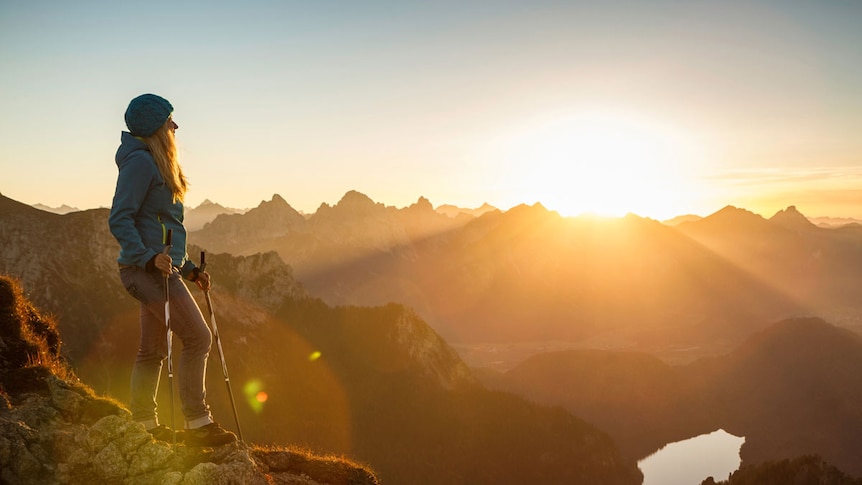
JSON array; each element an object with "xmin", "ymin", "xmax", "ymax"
[
  {"xmin": 243, "ymin": 379, "xmax": 266, "ymax": 413},
  {"xmin": 309, "ymin": 351, "xmax": 322, "ymax": 361}
]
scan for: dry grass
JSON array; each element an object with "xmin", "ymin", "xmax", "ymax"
[
  {"xmin": 0, "ymin": 275, "xmax": 74, "ymax": 383},
  {"xmin": 251, "ymin": 443, "xmax": 380, "ymax": 485}
]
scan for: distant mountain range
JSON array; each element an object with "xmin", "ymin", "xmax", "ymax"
[
  {"xmin": 32, "ymin": 202, "xmax": 82, "ymax": 214},
  {"xmin": 184, "ymin": 199, "xmax": 248, "ymax": 231},
  {"xmin": 26, "ymin": 196, "xmax": 500, "ymax": 232},
  {"xmin": 189, "ymin": 191, "xmax": 862, "ymax": 365}
]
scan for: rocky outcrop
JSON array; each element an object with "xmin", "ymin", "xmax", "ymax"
[{"xmin": 0, "ymin": 274, "xmax": 378, "ymax": 485}]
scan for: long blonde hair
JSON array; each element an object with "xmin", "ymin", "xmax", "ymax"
[{"xmin": 142, "ymin": 119, "xmax": 188, "ymax": 203}]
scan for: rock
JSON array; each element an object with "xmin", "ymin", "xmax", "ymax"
[
  {"xmin": 93, "ymin": 440, "xmax": 127, "ymax": 480},
  {"xmin": 127, "ymin": 441, "xmax": 173, "ymax": 476}
]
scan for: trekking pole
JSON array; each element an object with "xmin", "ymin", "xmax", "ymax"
[
  {"xmin": 162, "ymin": 229, "xmax": 176, "ymax": 444},
  {"xmin": 199, "ymin": 251, "xmax": 244, "ymax": 441}
]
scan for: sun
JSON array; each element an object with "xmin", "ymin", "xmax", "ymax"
[{"xmin": 496, "ymin": 111, "xmax": 701, "ymax": 219}]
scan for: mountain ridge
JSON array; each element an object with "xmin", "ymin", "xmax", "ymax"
[{"xmin": 192, "ymin": 191, "xmax": 818, "ymax": 357}]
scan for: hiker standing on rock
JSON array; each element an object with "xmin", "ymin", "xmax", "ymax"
[{"xmin": 108, "ymin": 93, "xmax": 236, "ymax": 446}]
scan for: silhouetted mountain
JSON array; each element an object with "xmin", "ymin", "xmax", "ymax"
[
  {"xmin": 193, "ymin": 194, "xmax": 307, "ymax": 254},
  {"xmin": 184, "ymin": 198, "xmax": 246, "ymax": 231},
  {"xmin": 32, "ymin": 202, "xmax": 81, "ymax": 214},
  {"xmin": 0, "ymin": 194, "xmax": 641, "ymax": 484},
  {"xmin": 680, "ymin": 205, "xmax": 782, "ymax": 236},
  {"xmin": 678, "ymin": 205, "xmax": 862, "ymax": 324},
  {"xmin": 435, "ymin": 202, "xmax": 499, "ymax": 218},
  {"xmin": 483, "ymin": 317, "xmax": 862, "ymax": 477},
  {"xmin": 662, "ymin": 213, "xmax": 703, "ymax": 226},
  {"xmin": 193, "ymin": 194, "xmax": 809, "ymax": 361},
  {"xmin": 768, "ymin": 205, "xmax": 817, "ymax": 232},
  {"xmin": 810, "ymin": 216, "xmax": 862, "ymax": 228}
]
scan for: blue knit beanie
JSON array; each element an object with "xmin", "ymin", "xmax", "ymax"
[{"xmin": 125, "ymin": 94, "xmax": 174, "ymax": 137}]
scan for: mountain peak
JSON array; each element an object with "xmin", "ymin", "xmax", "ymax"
[
  {"xmin": 715, "ymin": 205, "xmax": 760, "ymax": 218},
  {"xmin": 506, "ymin": 202, "xmax": 555, "ymax": 218},
  {"xmin": 337, "ymin": 190, "xmax": 376, "ymax": 208},
  {"xmin": 267, "ymin": 194, "xmax": 288, "ymax": 206},
  {"xmin": 769, "ymin": 205, "xmax": 817, "ymax": 232},
  {"xmin": 252, "ymin": 194, "xmax": 296, "ymax": 214},
  {"xmin": 322, "ymin": 190, "xmax": 387, "ymax": 218},
  {"xmin": 693, "ymin": 205, "xmax": 769, "ymax": 231},
  {"xmin": 435, "ymin": 202, "xmax": 499, "ymax": 218},
  {"xmin": 412, "ymin": 196, "xmax": 433, "ymax": 210},
  {"xmin": 255, "ymin": 194, "xmax": 302, "ymax": 218},
  {"xmin": 32, "ymin": 203, "xmax": 80, "ymax": 214}
]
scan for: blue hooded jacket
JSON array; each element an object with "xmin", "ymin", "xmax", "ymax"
[{"xmin": 109, "ymin": 131, "xmax": 197, "ymax": 277}]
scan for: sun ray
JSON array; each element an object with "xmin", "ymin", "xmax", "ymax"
[{"xmin": 495, "ymin": 111, "xmax": 704, "ymax": 219}]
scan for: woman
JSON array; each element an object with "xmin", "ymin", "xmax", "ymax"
[{"xmin": 109, "ymin": 93, "xmax": 236, "ymax": 446}]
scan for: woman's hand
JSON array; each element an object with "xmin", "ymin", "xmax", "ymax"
[
  {"xmin": 195, "ymin": 271, "xmax": 212, "ymax": 292},
  {"xmin": 154, "ymin": 253, "xmax": 173, "ymax": 275}
]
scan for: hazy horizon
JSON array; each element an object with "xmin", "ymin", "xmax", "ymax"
[
  {"xmin": 12, "ymin": 189, "xmax": 862, "ymax": 223},
  {"xmin": 2, "ymin": 1, "xmax": 861, "ymax": 220}
]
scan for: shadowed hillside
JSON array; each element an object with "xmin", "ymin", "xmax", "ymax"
[
  {"xmin": 487, "ymin": 349, "xmax": 714, "ymax": 460},
  {"xmin": 272, "ymin": 298, "xmax": 641, "ymax": 484},
  {"xmin": 0, "ymin": 195, "xmax": 130, "ymax": 363},
  {"xmin": 699, "ymin": 318, "xmax": 862, "ymax": 474},
  {"xmin": 702, "ymin": 455, "xmax": 862, "ymax": 485},
  {"xmin": 482, "ymin": 317, "xmax": 862, "ymax": 477}
]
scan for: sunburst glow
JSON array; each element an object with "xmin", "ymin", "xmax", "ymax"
[{"xmin": 498, "ymin": 112, "xmax": 703, "ymax": 219}]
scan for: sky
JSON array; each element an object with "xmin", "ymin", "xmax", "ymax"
[{"xmin": 1, "ymin": 0, "xmax": 861, "ymax": 220}]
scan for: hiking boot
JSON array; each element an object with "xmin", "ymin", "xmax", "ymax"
[
  {"xmin": 147, "ymin": 424, "xmax": 181, "ymax": 443},
  {"xmin": 184, "ymin": 422, "xmax": 237, "ymax": 447}
]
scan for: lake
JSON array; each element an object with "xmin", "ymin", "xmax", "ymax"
[{"xmin": 638, "ymin": 429, "xmax": 745, "ymax": 485}]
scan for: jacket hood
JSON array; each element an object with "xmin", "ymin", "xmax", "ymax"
[{"xmin": 115, "ymin": 131, "xmax": 149, "ymax": 167}]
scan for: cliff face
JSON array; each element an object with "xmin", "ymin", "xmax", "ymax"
[
  {"xmin": 0, "ymin": 275, "xmax": 378, "ymax": 485},
  {"xmin": 391, "ymin": 307, "xmax": 474, "ymax": 390}
]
